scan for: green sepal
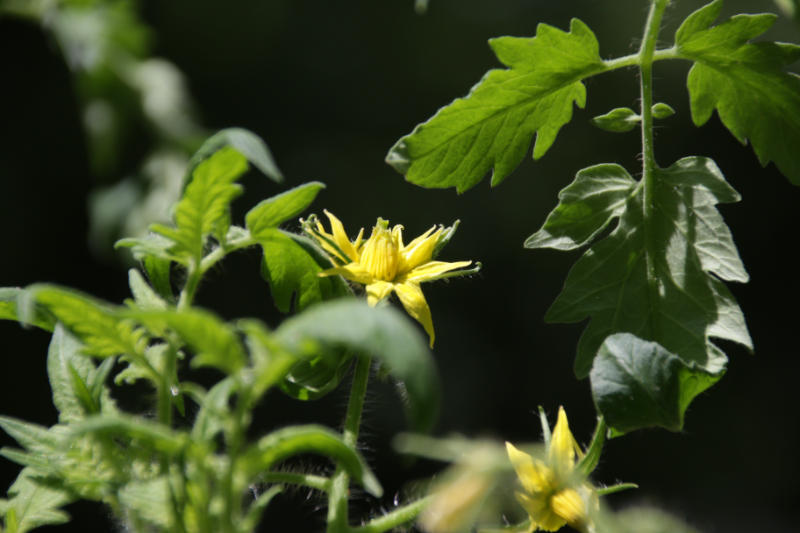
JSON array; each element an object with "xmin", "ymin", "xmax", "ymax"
[
  {"xmin": 595, "ymin": 482, "xmax": 638, "ymax": 496},
  {"xmin": 591, "ymin": 333, "xmax": 722, "ymax": 435},
  {"xmin": 590, "ymin": 107, "xmax": 640, "ymax": 133},
  {"xmin": 239, "ymin": 425, "xmax": 382, "ymax": 497},
  {"xmin": 576, "ymin": 416, "xmax": 606, "ymax": 477}
]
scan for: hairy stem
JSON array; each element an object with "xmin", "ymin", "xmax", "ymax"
[
  {"xmin": 351, "ymin": 496, "xmax": 433, "ymax": 533},
  {"xmin": 326, "ymin": 355, "xmax": 372, "ymax": 533},
  {"xmin": 639, "ymin": 0, "xmax": 669, "ymax": 337}
]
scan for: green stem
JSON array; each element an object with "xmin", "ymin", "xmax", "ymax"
[
  {"xmin": 350, "ymin": 496, "xmax": 433, "ymax": 533},
  {"xmin": 638, "ymin": 0, "xmax": 669, "ymax": 337},
  {"xmin": 326, "ymin": 355, "xmax": 372, "ymax": 533},
  {"xmin": 260, "ymin": 472, "xmax": 331, "ymax": 492}
]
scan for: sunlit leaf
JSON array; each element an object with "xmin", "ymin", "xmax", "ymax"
[
  {"xmin": 387, "ymin": 19, "xmax": 606, "ymax": 191},
  {"xmin": 0, "ymin": 469, "xmax": 72, "ymax": 533},
  {"xmin": 676, "ymin": 0, "xmax": 800, "ymax": 184},
  {"xmin": 47, "ymin": 325, "xmax": 103, "ymax": 423},
  {"xmin": 186, "ymin": 127, "xmax": 282, "ymax": 183},
  {"xmin": 245, "ymin": 182, "xmax": 325, "ymax": 237},
  {"xmin": 0, "ymin": 287, "xmax": 56, "ymax": 331},
  {"xmin": 529, "ymin": 157, "xmax": 751, "ymax": 379},
  {"xmin": 70, "ymin": 415, "xmax": 188, "ymax": 456},
  {"xmin": 118, "ymin": 477, "xmax": 171, "ymax": 529},
  {"xmin": 275, "ymin": 300, "xmax": 439, "ymax": 432},
  {"xmin": 240, "ymin": 425, "xmax": 382, "ymax": 497},
  {"xmin": 151, "ymin": 146, "xmax": 249, "ymax": 260},
  {"xmin": 591, "ymin": 333, "xmax": 721, "ymax": 435},
  {"xmin": 590, "ymin": 108, "xmax": 640, "ymax": 133}
]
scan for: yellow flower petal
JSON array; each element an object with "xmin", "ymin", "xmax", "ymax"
[
  {"xmin": 549, "ymin": 407, "xmax": 582, "ymax": 472},
  {"xmin": 402, "ymin": 260, "xmax": 473, "ymax": 283},
  {"xmin": 550, "ymin": 488, "xmax": 586, "ymax": 528},
  {"xmin": 323, "ymin": 210, "xmax": 360, "ymax": 262},
  {"xmin": 319, "ymin": 264, "xmax": 373, "ymax": 285},
  {"xmin": 516, "ymin": 492, "xmax": 565, "ymax": 532},
  {"xmin": 394, "ymin": 281, "xmax": 435, "ymax": 348},
  {"xmin": 400, "ymin": 226, "xmax": 440, "ymax": 272},
  {"xmin": 366, "ymin": 281, "xmax": 394, "ymax": 306},
  {"xmin": 505, "ymin": 442, "xmax": 555, "ymax": 495}
]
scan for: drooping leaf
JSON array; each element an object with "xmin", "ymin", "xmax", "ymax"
[
  {"xmin": 151, "ymin": 146, "xmax": 249, "ymax": 260},
  {"xmin": 240, "ymin": 424, "xmax": 382, "ymax": 497},
  {"xmin": 115, "ymin": 233, "xmax": 184, "ymax": 266},
  {"xmin": 386, "ymin": 18, "xmax": 606, "ymax": 192},
  {"xmin": 255, "ymin": 230, "xmax": 350, "ymax": 314},
  {"xmin": 125, "ymin": 308, "xmax": 246, "ymax": 374},
  {"xmin": 591, "ymin": 333, "xmax": 721, "ymax": 435},
  {"xmin": 675, "ymin": 0, "xmax": 800, "ymax": 184},
  {"xmin": 590, "ymin": 108, "xmax": 640, "ymax": 133},
  {"xmin": 186, "ymin": 127, "xmax": 283, "ymax": 183},
  {"xmin": 275, "ymin": 299, "xmax": 439, "ymax": 432},
  {"xmin": 0, "ymin": 468, "xmax": 72, "ymax": 533},
  {"xmin": 26, "ymin": 286, "xmax": 148, "ymax": 361},
  {"xmin": 245, "ymin": 181, "xmax": 325, "ymax": 237},
  {"xmin": 69, "ymin": 415, "xmax": 188, "ymax": 456},
  {"xmin": 528, "ymin": 157, "xmax": 751, "ymax": 379}
]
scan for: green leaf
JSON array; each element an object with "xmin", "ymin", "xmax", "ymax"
[
  {"xmin": 275, "ymin": 299, "xmax": 440, "ymax": 432},
  {"xmin": 0, "ymin": 287, "xmax": 55, "ymax": 331},
  {"xmin": 0, "ymin": 417, "xmax": 62, "ymax": 456},
  {"xmin": 126, "ymin": 308, "xmax": 246, "ymax": 374},
  {"xmin": 47, "ymin": 325, "xmax": 101, "ymax": 423},
  {"xmin": 590, "ymin": 108, "xmax": 640, "ymax": 133},
  {"xmin": 1, "ymin": 468, "xmax": 72, "ymax": 533},
  {"xmin": 127, "ymin": 269, "xmax": 167, "ymax": 311},
  {"xmin": 676, "ymin": 1, "xmax": 800, "ymax": 184},
  {"xmin": 117, "ymin": 477, "xmax": 172, "ymax": 529},
  {"xmin": 245, "ymin": 182, "xmax": 325, "ymax": 237},
  {"xmin": 651, "ymin": 102, "xmax": 675, "ymax": 119},
  {"xmin": 190, "ymin": 377, "xmax": 237, "ymax": 442},
  {"xmin": 591, "ymin": 333, "xmax": 722, "ymax": 435},
  {"xmin": 70, "ymin": 415, "xmax": 188, "ymax": 456},
  {"xmin": 239, "ymin": 320, "xmax": 300, "ymax": 401},
  {"xmin": 529, "ymin": 157, "xmax": 751, "ymax": 378},
  {"xmin": 187, "ymin": 127, "xmax": 283, "ymax": 183},
  {"xmin": 240, "ymin": 425, "xmax": 382, "ymax": 497},
  {"xmin": 151, "ymin": 146, "xmax": 249, "ymax": 260},
  {"xmin": 115, "ymin": 233, "xmax": 185, "ymax": 266},
  {"xmin": 27, "ymin": 285, "xmax": 148, "ymax": 361},
  {"xmin": 256, "ymin": 230, "xmax": 350, "ymax": 314},
  {"xmin": 386, "ymin": 18, "xmax": 606, "ymax": 192},
  {"xmin": 525, "ymin": 164, "xmax": 636, "ymax": 250}
]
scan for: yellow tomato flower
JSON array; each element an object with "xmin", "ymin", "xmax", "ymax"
[
  {"xmin": 304, "ymin": 210, "xmax": 475, "ymax": 347},
  {"xmin": 506, "ymin": 407, "xmax": 594, "ymax": 532}
]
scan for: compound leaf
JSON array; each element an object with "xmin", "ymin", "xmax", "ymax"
[
  {"xmin": 387, "ymin": 18, "xmax": 606, "ymax": 192},
  {"xmin": 591, "ymin": 333, "xmax": 721, "ymax": 435},
  {"xmin": 676, "ymin": 0, "xmax": 800, "ymax": 184},
  {"xmin": 530, "ymin": 157, "xmax": 751, "ymax": 379}
]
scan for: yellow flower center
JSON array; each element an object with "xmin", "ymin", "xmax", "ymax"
[{"xmin": 359, "ymin": 221, "xmax": 401, "ymax": 281}]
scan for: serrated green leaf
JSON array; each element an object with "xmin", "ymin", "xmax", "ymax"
[
  {"xmin": 0, "ymin": 417, "xmax": 61, "ymax": 455},
  {"xmin": 117, "ymin": 477, "xmax": 172, "ymax": 529},
  {"xmin": 47, "ymin": 325, "xmax": 100, "ymax": 422},
  {"xmin": 245, "ymin": 182, "xmax": 325, "ymax": 237},
  {"xmin": 127, "ymin": 269, "xmax": 167, "ymax": 311},
  {"xmin": 386, "ymin": 18, "xmax": 606, "ymax": 192},
  {"xmin": 152, "ymin": 146, "xmax": 249, "ymax": 260},
  {"xmin": 190, "ymin": 377, "xmax": 236, "ymax": 443},
  {"xmin": 525, "ymin": 164, "xmax": 636, "ymax": 250},
  {"xmin": 115, "ymin": 233, "xmax": 185, "ymax": 266},
  {"xmin": 28, "ymin": 285, "xmax": 148, "ymax": 361},
  {"xmin": 591, "ymin": 333, "xmax": 721, "ymax": 435},
  {"xmin": 590, "ymin": 108, "xmax": 640, "ymax": 133},
  {"xmin": 256, "ymin": 229, "xmax": 350, "ymax": 314},
  {"xmin": 241, "ymin": 425, "xmax": 382, "ymax": 497},
  {"xmin": 186, "ymin": 127, "xmax": 282, "ymax": 183},
  {"xmin": 275, "ymin": 300, "xmax": 439, "ymax": 432},
  {"xmin": 676, "ymin": 1, "xmax": 800, "ymax": 184},
  {"xmin": 651, "ymin": 102, "xmax": 675, "ymax": 119},
  {"xmin": 0, "ymin": 288, "xmax": 55, "ymax": 331},
  {"xmin": 1, "ymin": 468, "xmax": 72, "ymax": 533},
  {"xmin": 531, "ymin": 157, "xmax": 751, "ymax": 378},
  {"xmin": 126, "ymin": 308, "xmax": 245, "ymax": 374}
]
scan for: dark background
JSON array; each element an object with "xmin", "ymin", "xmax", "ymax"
[{"xmin": 1, "ymin": 1, "xmax": 799, "ymax": 531}]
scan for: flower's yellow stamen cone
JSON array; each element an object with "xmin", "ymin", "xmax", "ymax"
[
  {"xmin": 550, "ymin": 489, "xmax": 586, "ymax": 529},
  {"xmin": 360, "ymin": 221, "xmax": 401, "ymax": 281}
]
